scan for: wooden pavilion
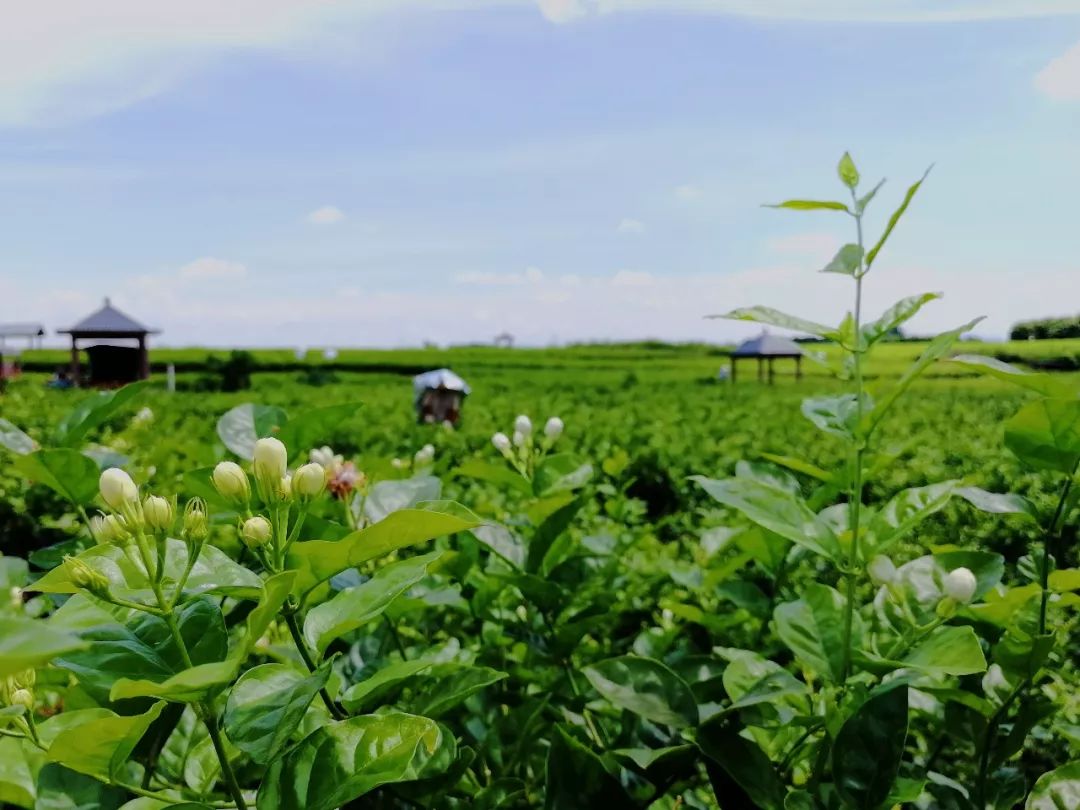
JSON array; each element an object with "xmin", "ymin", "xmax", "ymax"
[
  {"xmin": 729, "ymin": 333, "xmax": 804, "ymax": 384},
  {"xmin": 57, "ymin": 299, "xmax": 159, "ymax": 386}
]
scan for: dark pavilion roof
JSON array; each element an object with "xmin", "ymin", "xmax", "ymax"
[
  {"xmin": 732, "ymin": 333, "xmax": 804, "ymax": 358},
  {"xmin": 58, "ymin": 299, "xmax": 159, "ymax": 337}
]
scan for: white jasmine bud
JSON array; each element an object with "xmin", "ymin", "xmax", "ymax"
[
  {"xmin": 982, "ymin": 663, "xmax": 1009, "ymax": 696},
  {"xmin": 492, "ymin": 433, "xmax": 511, "ymax": 454},
  {"xmin": 99, "ymin": 468, "xmax": 138, "ymax": 511},
  {"xmin": 9, "ymin": 689, "xmax": 33, "ymax": 712},
  {"xmin": 212, "ymin": 461, "xmax": 250, "ymax": 504},
  {"xmin": 241, "ymin": 516, "xmax": 273, "ymax": 549},
  {"xmin": 183, "ymin": 498, "xmax": 209, "ymax": 544},
  {"xmin": 253, "ymin": 437, "xmax": 288, "ymax": 503},
  {"xmin": 943, "ymin": 567, "xmax": 977, "ymax": 604},
  {"xmin": 513, "ymin": 415, "xmax": 532, "ymax": 436},
  {"xmin": 414, "ymin": 444, "xmax": 435, "ymax": 465},
  {"xmin": 64, "ymin": 556, "xmax": 111, "ymax": 599},
  {"xmin": 512, "ymin": 430, "xmax": 526, "ymax": 447},
  {"xmin": 294, "ymin": 463, "xmax": 326, "ymax": 500},
  {"xmin": 143, "ymin": 495, "xmax": 174, "ymax": 532},
  {"xmin": 868, "ymin": 555, "xmax": 898, "ymax": 586},
  {"xmin": 544, "ymin": 416, "xmax": 564, "ymax": 440}
]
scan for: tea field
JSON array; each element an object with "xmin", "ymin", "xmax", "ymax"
[{"xmin": 2, "ymin": 338, "xmax": 1080, "ymax": 809}]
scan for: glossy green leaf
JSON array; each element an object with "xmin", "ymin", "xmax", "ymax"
[
  {"xmin": 775, "ymin": 584, "xmax": 856, "ymax": 683},
  {"xmin": 216, "ymin": 403, "xmax": 287, "ymax": 460},
  {"xmin": 821, "ymin": 243, "xmax": 863, "ymax": 276},
  {"xmin": 303, "ymin": 551, "xmax": 443, "ymax": 654},
  {"xmin": 864, "ymin": 165, "xmax": 931, "ymax": 269},
  {"xmin": 955, "ymin": 486, "xmax": 1039, "ymax": 520},
  {"xmin": 864, "ymin": 481, "xmax": 958, "ymax": 556},
  {"xmin": 405, "ymin": 664, "xmax": 508, "ymax": 718},
  {"xmin": 833, "ymin": 685, "xmax": 908, "ymax": 810},
  {"xmin": 341, "ymin": 660, "xmax": 435, "ymax": 714},
  {"xmin": 0, "ymin": 736, "xmax": 36, "ymax": 808},
  {"xmin": 711, "ymin": 306, "xmax": 837, "ymax": 341},
  {"xmin": 1027, "ymin": 761, "xmax": 1080, "ymax": 809},
  {"xmin": 692, "ymin": 475, "xmax": 841, "ymax": 561},
  {"xmin": 10, "ymin": 449, "xmax": 99, "ymax": 506},
  {"xmin": 0, "ymin": 616, "xmax": 86, "ymax": 677},
  {"xmin": 1004, "ymin": 398, "xmax": 1080, "ymax": 473},
  {"xmin": 862, "ymin": 293, "xmax": 941, "ymax": 346},
  {"xmin": 533, "ymin": 453, "xmax": 593, "ymax": 496},
  {"xmin": 363, "ymin": 476, "xmax": 441, "ymax": 523},
  {"xmin": 698, "ymin": 720, "xmax": 785, "ymax": 810},
  {"xmin": 0, "ymin": 418, "xmax": 36, "ymax": 455},
  {"xmin": 31, "ymin": 539, "xmax": 262, "ymax": 603},
  {"xmin": 722, "ymin": 652, "xmax": 806, "ymax": 711},
  {"xmin": 583, "ymin": 655, "xmax": 698, "ymax": 728},
  {"xmin": 527, "ymin": 496, "xmax": 582, "ymax": 574},
  {"xmin": 901, "ymin": 626, "xmax": 987, "ymax": 676},
  {"xmin": 287, "ymin": 501, "xmax": 481, "ymax": 598},
  {"xmin": 544, "ymin": 726, "xmax": 634, "ymax": 810},
  {"xmin": 951, "ymin": 354, "xmax": 1075, "ymax": 397},
  {"xmin": 47, "ymin": 702, "xmax": 165, "ymax": 782},
  {"xmin": 764, "ymin": 199, "xmax": 851, "ymax": 213},
  {"xmin": 801, "ymin": 394, "xmax": 868, "ymax": 441},
  {"xmin": 453, "ymin": 458, "xmax": 532, "ymax": 494},
  {"xmin": 256, "ymin": 712, "xmax": 447, "ymax": 810},
  {"xmin": 224, "ymin": 662, "xmax": 332, "ymax": 764},
  {"xmin": 855, "ymin": 178, "xmax": 885, "ymax": 214},
  {"xmin": 55, "ymin": 382, "xmax": 149, "ymax": 448},
  {"xmin": 34, "ymin": 763, "xmax": 128, "ymax": 810}
]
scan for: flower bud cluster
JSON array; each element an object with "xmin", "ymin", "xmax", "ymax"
[{"xmin": 491, "ymin": 413, "xmax": 565, "ymax": 476}]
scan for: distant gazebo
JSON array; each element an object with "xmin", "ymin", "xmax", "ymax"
[
  {"xmin": 729, "ymin": 332, "xmax": 804, "ymax": 384},
  {"xmin": 58, "ymin": 299, "xmax": 159, "ymax": 386},
  {"xmin": 0, "ymin": 323, "xmax": 45, "ymax": 353}
]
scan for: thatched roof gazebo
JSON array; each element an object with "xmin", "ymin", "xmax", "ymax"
[
  {"xmin": 729, "ymin": 332, "xmax": 804, "ymax": 383},
  {"xmin": 58, "ymin": 299, "xmax": 159, "ymax": 386}
]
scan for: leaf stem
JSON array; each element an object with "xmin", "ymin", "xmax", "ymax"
[
  {"xmin": 1039, "ymin": 465, "xmax": 1076, "ymax": 635},
  {"xmin": 282, "ymin": 609, "xmax": 346, "ymax": 720}
]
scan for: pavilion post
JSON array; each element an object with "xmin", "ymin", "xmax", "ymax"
[
  {"xmin": 70, "ymin": 339, "xmax": 80, "ymax": 386},
  {"xmin": 768, "ymin": 357, "xmax": 775, "ymax": 384},
  {"xmin": 757, "ymin": 357, "xmax": 763, "ymax": 382},
  {"xmin": 138, "ymin": 336, "xmax": 149, "ymax": 380}
]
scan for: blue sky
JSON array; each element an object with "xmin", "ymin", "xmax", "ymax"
[{"xmin": 3, "ymin": 1, "xmax": 1080, "ymax": 348}]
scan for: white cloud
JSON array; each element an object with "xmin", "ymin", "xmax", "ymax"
[
  {"xmin": 610, "ymin": 269, "xmax": 653, "ymax": 286},
  {"xmin": 617, "ymin": 217, "xmax": 645, "ymax": 234},
  {"xmin": 455, "ymin": 266, "xmax": 546, "ymax": 285},
  {"xmin": 178, "ymin": 257, "xmax": 248, "ymax": 280},
  {"xmin": 536, "ymin": 0, "xmax": 589, "ymax": 23},
  {"xmin": 1035, "ymin": 40, "xmax": 1080, "ymax": 100},
  {"xmin": 675, "ymin": 184, "xmax": 703, "ymax": 200},
  {"xmin": 306, "ymin": 205, "xmax": 346, "ymax": 225}
]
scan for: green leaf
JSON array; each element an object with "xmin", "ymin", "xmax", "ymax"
[
  {"xmin": 453, "ymin": 458, "xmax": 532, "ymax": 494},
  {"xmin": 544, "ymin": 726, "xmax": 634, "ymax": 810},
  {"xmin": 775, "ymin": 584, "xmax": 856, "ymax": 683},
  {"xmin": 697, "ymin": 720, "xmax": 785, "ymax": 810},
  {"xmin": 0, "ymin": 737, "xmax": 36, "ymax": 808},
  {"xmin": 900, "ymin": 626, "xmax": 987, "ymax": 677},
  {"xmin": 692, "ymin": 475, "xmax": 841, "ymax": 561},
  {"xmin": 855, "ymin": 178, "xmax": 885, "ymax": 214},
  {"xmin": 224, "ymin": 662, "xmax": 332, "ymax": 765},
  {"xmin": 865, "ymin": 165, "xmax": 932, "ymax": 269},
  {"xmin": 583, "ymin": 656, "xmax": 698, "ymax": 728},
  {"xmin": 55, "ymin": 597, "xmax": 227, "ymax": 705},
  {"xmin": 527, "ymin": 496, "xmax": 582, "ymax": 574},
  {"xmin": 31, "ymin": 538, "xmax": 262, "ymax": 604},
  {"xmin": 303, "ymin": 551, "xmax": 443, "ymax": 654},
  {"xmin": 33, "ymin": 763, "xmax": 128, "ymax": 810},
  {"xmin": 0, "ymin": 418, "xmax": 36, "ymax": 455},
  {"xmin": 341, "ymin": 660, "xmax": 436, "ymax": 714},
  {"xmin": 533, "ymin": 453, "xmax": 593, "ymax": 496},
  {"xmin": 864, "ymin": 317, "xmax": 985, "ymax": 436},
  {"xmin": 864, "ymin": 481, "xmax": 958, "ymax": 556},
  {"xmin": 0, "ymin": 616, "xmax": 86, "ymax": 677},
  {"xmin": 722, "ymin": 652, "xmax": 806, "ymax": 711},
  {"xmin": 1026, "ymin": 761, "xmax": 1080, "ymax": 809},
  {"xmin": 256, "ymin": 712, "xmax": 447, "ymax": 810},
  {"xmin": 405, "ymin": 664, "xmax": 508, "ymax": 718},
  {"xmin": 955, "ymin": 486, "xmax": 1039, "ymax": 520},
  {"xmin": 801, "ymin": 394, "xmax": 869, "ymax": 441},
  {"xmin": 55, "ymin": 382, "xmax": 149, "ymax": 448},
  {"xmin": 216, "ymin": 403, "xmax": 287, "ymax": 459},
  {"xmin": 275, "ymin": 403, "xmax": 361, "ymax": 462},
  {"xmin": 47, "ymin": 702, "xmax": 166, "ymax": 782},
  {"xmin": 363, "ymin": 476, "xmax": 442, "ymax": 523},
  {"xmin": 10, "ymin": 449, "xmax": 100, "ymax": 506},
  {"xmin": 287, "ymin": 501, "xmax": 481, "ymax": 598},
  {"xmin": 1004, "ymin": 398, "xmax": 1080, "ymax": 473},
  {"xmin": 837, "ymin": 152, "xmax": 860, "ymax": 189},
  {"xmin": 833, "ymin": 685, "xmax": 908, "ymax": 810},
  {"xmin": 821, "ymin": 243, "xmax": 864, "ymax": 276},
  {"xmin": 710, "ymin": 306, "xmax": 837, "ymax": 341},
  {"xmin": 950, "ymin": 354, "xmax": 1075, "ymax": 397},
  {"xmin": 862, "ymin": 293, "xmax": 941, "ymax": 346},
  {"xmin": 764, "ymin": 199, "xmax": 851, "ymax": 213}
]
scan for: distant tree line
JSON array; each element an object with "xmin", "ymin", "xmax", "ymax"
[{"xmin": 1010, "ymin": 316, "xmax": 1080, "ymax": 341}]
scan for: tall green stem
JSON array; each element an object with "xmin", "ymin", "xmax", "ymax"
[
  {"xmin": 840, "ymin": 200, "xmax": 867, "ymax": 684},
  {"xmin": 283, "ymin": 609, "xmax": 347, "ymax": 720},
  {"xmin": 1039, "ymin": 466, "xmax": 1076, "ymax": 634}
]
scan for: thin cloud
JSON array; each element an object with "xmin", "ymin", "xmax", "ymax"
[
  {"xmin": 617, "ymin": 217, "xmax": 645, "ymax": 233},
  {"xmin": 306, "ymin": 205, "xmax": 346, "ymax": 225}
]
